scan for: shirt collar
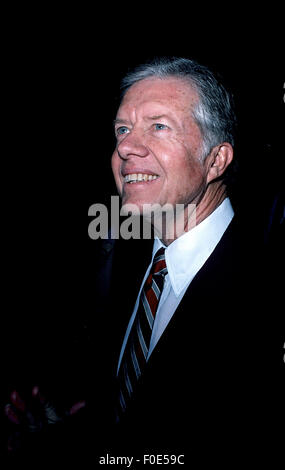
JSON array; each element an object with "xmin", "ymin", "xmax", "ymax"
[{"xmin": 153, "ymin": 198, "xmax": 234, "ymax": 297}]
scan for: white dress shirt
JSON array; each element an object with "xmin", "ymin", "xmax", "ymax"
[{"xmin": 117, "ymin": 198, "xmax": 234, "ymax": 374}]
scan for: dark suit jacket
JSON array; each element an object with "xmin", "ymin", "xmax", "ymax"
[
  {"xmin": 89, "ymin": 215, "xmax": 284, "ymax": 465},
  {"xmin": 4, "ymin": 214, "xmax": 283, "ymax": 466}
]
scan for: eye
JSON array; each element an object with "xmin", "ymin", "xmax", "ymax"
[
  {"xmin": 116, "ymin": 126, "xmax": 129, "ymax": 136},
  {"xmin": 154, "ymin": 123, "xmax": 168, "ymax": 131}
]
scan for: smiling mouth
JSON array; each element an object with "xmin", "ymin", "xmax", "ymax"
[{"xmin": 124, "ymin": 173, "xmax": 159, "ymax": 184}]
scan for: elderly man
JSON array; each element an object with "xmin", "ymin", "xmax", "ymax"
[
  {"xmin": 112, "ymin": 60, "xmax": 234, "ymax": 242},
  {"xmin": 97, "ymin": 57, "xmax": 256, "ymax": 456},
  {"xmin": 6, "ymin": 57, "xmax": 283, "ymax": 464},
  {"xmin": 99, "ymin": 58, "xmax": 283, "ymax": 461}
]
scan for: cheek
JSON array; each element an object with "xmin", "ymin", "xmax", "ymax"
[
  {"xmin": 167, "ymin": 155, "xmax": 205, "ymax": 202},
  {"xmin": 161, "ymin": 142, "xmax": 202, "ymax": 183}
]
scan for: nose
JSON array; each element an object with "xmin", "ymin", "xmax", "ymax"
[{"xmin": 117, "ymin": 131, "xmax": 149, "ymax": 160}]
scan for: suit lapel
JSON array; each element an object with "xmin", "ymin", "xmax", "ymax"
[{"xmin": 145, "ymin": 218, "xmax": 244, "ymax": 369}]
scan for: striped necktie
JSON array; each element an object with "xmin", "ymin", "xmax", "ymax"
[{"xmin": 116, "ymin": 247, "xmax": 167, "ymax": 418}]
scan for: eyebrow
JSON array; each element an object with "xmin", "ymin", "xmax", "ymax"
[
  {"xmin": 113, "ymin": 114, "xmax": 175, "ymax": 127},
  {"xmin": 145, "ymin": 114, "xmax": 171, "ymax": 121},
  {"xmin": 113, "ymin": 118, "xmax": 129, "ymax": 127}
]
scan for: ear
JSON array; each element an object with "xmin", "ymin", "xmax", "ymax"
[{"xmin": 206, "ymin": 143, "xmax": 234, "ymax": 184}]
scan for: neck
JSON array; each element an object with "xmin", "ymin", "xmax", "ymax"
[{"xmin": 156, "ymin": 182, "xmax": 228, "ymax": 246}]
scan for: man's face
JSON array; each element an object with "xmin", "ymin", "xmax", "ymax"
[{"xmin": 111, "ymin": 77, "xmax": 208, "ymax": 212}]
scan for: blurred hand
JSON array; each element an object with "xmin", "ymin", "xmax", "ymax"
[{"xmin": 5, "ymin": 385, "xmax": 86, "ymax": 454}]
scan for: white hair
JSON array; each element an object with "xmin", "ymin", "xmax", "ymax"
[{"xmin": 120, "ymin": 57, "xmax": 237, "ymax": 161}]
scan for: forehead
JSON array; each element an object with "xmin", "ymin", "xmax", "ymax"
[{"xmin": 118, "ymin": 77, "xmax": 199, "ymax": 117}]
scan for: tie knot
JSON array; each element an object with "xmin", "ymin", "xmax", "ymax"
[{"xmin": 151, "ymin": 247, "xmax": 167, "ymax": 276}]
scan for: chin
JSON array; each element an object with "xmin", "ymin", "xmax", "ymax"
[{"xmin": 121, "ymin": 198, "xmax": 145, "ymax": 215}]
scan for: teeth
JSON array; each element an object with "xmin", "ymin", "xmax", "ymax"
[{"xmin": 124, "ymin": 173, "xmax": 158, "ymax": 183}]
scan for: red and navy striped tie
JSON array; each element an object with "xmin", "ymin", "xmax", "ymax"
[{"xmin": 116, "ymin": 247, "xmax": 167, "ymax": 418}]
